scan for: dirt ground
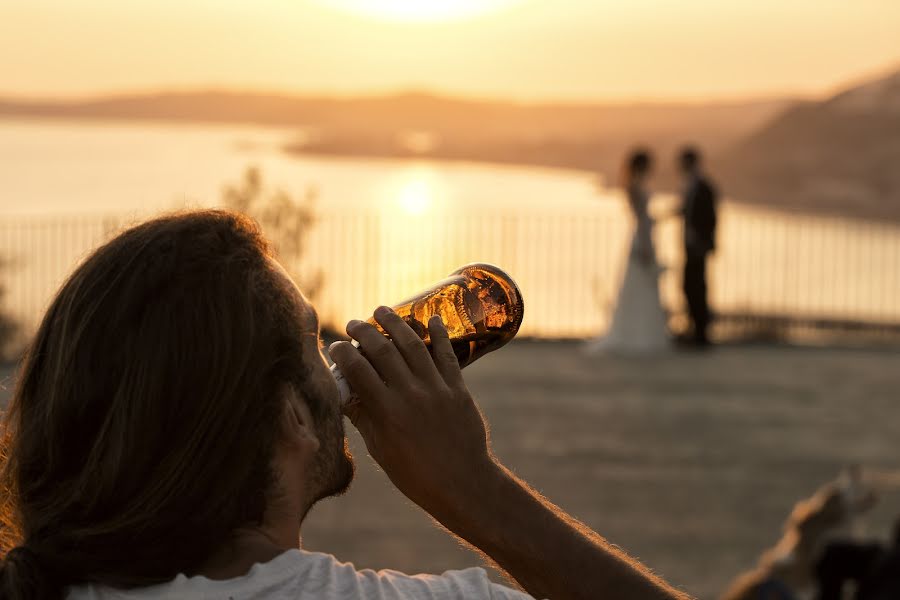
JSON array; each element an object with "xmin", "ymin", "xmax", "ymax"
[{"xmin": 2, "ymin": 341, "xmax": 899, "ymax": 599}]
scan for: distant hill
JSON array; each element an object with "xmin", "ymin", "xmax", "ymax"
[
  {"xmin": 0, "ymin": 90, "xmax": 787, "ymax": 185},
  {"xmin": 718, "ymin": 68, "xmax": 900, "ymax": 220},
  {"xmin": 5, "ymin": 78, "xmax": 899, "ymax": 220}
]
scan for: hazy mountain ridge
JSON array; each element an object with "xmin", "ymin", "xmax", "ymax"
[
  {"xmin": 3, "ymin": 71, "xmax": 899, "ymax": 220},
  {"xmin": 719, "ymin": 67, "xmax": 900, "ymax": 220},
  {"xmin": 826, "ymin": 69, "xmax": 900, "ymax": 114},
  {"xmin": 0, "ymin": 90, "xmax": 786, "ymax": 139},
  {"xmin": 0, "ymin": 90, "xmax": 787, "ymax": 183}
]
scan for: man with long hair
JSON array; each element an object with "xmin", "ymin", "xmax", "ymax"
[{"xmin": 0, "ymin": 211, "xmax": 687, "ymax": 600}]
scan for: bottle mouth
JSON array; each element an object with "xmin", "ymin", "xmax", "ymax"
[{"xmin": 453, "ymin": 263, "xmax": 525, "ymax": 336}]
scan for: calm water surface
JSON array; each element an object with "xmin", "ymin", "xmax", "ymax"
[{"xmin": 1, "ymin": 118, "xmax": 898, "ymax": 338}]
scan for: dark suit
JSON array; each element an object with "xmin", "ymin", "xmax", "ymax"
[
  {"xmin": 682, "ymin": 174, "xmax": 717, "ymax": 343},
  {"xmin": 816, "ymin": 541, "xmax": 900, "ymax": 600}
]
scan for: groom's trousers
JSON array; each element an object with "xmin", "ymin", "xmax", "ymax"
[{"xmin": 683, "ymin": 251, "xmax": 711, "ymax": 343}]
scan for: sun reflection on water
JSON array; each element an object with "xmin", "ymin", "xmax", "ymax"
[
  {"xmin": 397, "ymin": 178, "xmax": 432, "ymax": 215},
  {"xmin": 388, "ymin": 165, "xmax": 444, "ymax": 216}
]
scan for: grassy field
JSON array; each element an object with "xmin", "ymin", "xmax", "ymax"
[{"xmin": 2, "ymin": 341, "xmax": 899, "ymax": 599}]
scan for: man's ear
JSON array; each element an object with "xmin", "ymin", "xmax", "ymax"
[{"xmin": 280, "ymin": 384, "xmax": 321, "ymax": 455}]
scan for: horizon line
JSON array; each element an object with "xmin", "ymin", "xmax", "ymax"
[
  {"xmin": 4, "ymin": 59, "xmax": 898, "ymax": 108},
  {"xmin": 0, "ymin": 84, "xmax": 814, "ymax": 108},
  {"xmin": 5, "ymin": 58, "xmax": 896, "ymax": 108}
]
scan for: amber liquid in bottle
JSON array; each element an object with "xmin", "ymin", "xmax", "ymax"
[{"xmin": 332, "ymin": 263, "xmax": 524, "ymax": 405}]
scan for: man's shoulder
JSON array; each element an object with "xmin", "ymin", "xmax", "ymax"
[
  {"xmin": 66, "ymin": 550, "xmax": 534, "ymax": 600},
  {"xmin": 293, "ymin": 550, "xmax": 534, "ymax": 599}
]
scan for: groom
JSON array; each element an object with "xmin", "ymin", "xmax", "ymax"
[{"xmin": 677, "ymin": 147, "xmax": 718, "ymax": 347}]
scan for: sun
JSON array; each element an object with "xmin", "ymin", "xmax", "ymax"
[
  {"xmin": 397, "ymin": 178, "xmax": 432, "ymax": 215},
  {"xmin": 317, "ymin": 0, "xmax": 520, "ymax": 23},
  {"xmin": 384, "ymin": 166, "xmax": 445, "ymax": 216}
]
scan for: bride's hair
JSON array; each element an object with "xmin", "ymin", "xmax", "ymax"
[{"xmin": 622, "ymin": 148, "xmax": 653, "ymax": 188}]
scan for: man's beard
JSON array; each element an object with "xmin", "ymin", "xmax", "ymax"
[{"xmin": 306, "ymin": 401, "xmax": 355, "ymax": 508}]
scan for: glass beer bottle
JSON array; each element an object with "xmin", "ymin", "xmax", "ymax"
[{"xmin": 332, "ymin": 263, "xmax": 524, "ymax": 405}]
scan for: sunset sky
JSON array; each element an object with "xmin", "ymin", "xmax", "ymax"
[{"xmin": 3, "ymin": 0, "xmax": 899, "ymax": 101}]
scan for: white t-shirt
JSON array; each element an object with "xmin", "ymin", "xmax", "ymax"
[{"xmin": 66, "ymin": 549, "xmax": 536, "ymax": 600}]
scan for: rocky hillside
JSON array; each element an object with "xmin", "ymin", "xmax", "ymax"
[{"xmin": 718, "ymin": 68, "xmax": 900, "ymax": 220}]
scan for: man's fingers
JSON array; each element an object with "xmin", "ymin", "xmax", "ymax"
[
  {"xmin": 373, "ymin": 306, "xmax": 442, "ymax": 384},
  {"xmin": 341, "ymin": 399, "xmax": 382, "ymax": 461},
  {"xmin": 329, "ymin": 340, "xmax": 387, "ymax": 407},
  {"xmin": 428, "ymin": 316, "xmax": 464, "ymax": 389},
  {"xmin": 345, "ymin": 319, "xmax": 410, "ymax": 386}
]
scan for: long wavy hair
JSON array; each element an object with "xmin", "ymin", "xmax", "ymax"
[{"xmin": 0, "ymin": 210, "xmax": 316, "ymax": 599}]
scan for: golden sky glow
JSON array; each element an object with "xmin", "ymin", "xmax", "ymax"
[
  {"xmin": 314, "ymin": 0, "xmax": 521, "ymax": 23},
  {"xmin": 2, "ymin": 0, "xmax": 899, "ymax": 101}
]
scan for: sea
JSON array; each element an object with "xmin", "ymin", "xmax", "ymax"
[{"xmin": 1, "ymin": 118, "xmax": 898, "ymax": 340}]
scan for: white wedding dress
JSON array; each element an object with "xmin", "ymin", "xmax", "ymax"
[{"xmin": 587, "ymin": 185, "xmax": 670, "ymax": 354}]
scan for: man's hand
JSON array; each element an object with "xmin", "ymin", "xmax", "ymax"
[
  {"xmin": 330, "ymin": 307, "xmax": 689, "ymax": 600},
  {"xmin": 329, "ymin": 307, "xmax": 497, "ymax": 526}
]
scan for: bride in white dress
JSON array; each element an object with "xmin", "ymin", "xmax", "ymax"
[{"xmin": 588, "ymin": 149, "xmax": 670, "ymax": 354}]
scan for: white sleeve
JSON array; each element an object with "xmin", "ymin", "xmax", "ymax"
[{"xmin": 356, "ymin": 567, "xmax": 536, "ymax": 600}]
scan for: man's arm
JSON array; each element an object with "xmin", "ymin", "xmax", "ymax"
[
  {"xmin": 448, "ymin": 459, "xmax": 684, "ymax": 600},
  {"xmin": 696, "ymin": 181, "xmax": 716, "ymax": 251},
  {"xmin": 330, "ymin": 308, "xmax": 690, "ymax": 600}
]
